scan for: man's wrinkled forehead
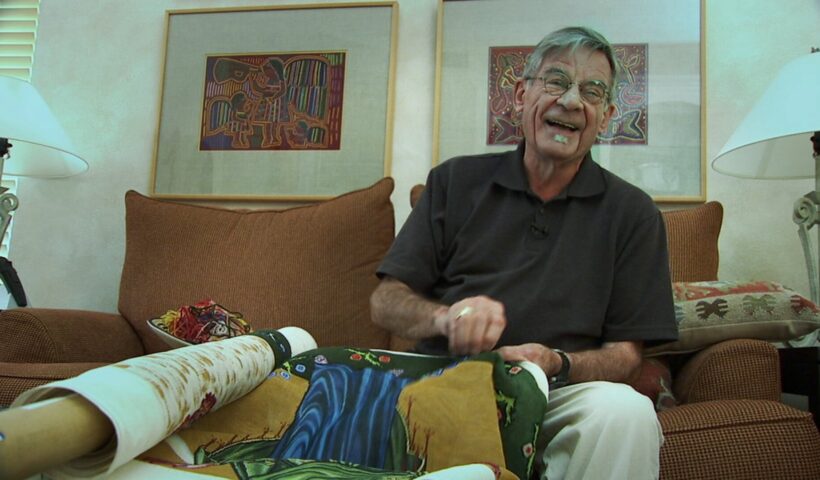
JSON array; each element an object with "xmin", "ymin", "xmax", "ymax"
[{"xmin": 535, "ymin": 47, "xmax": 614, "ymax": 84}]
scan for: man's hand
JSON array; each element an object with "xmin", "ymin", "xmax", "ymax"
[
  {"xmin": 496, "ymin": 343, "xmax": 563, "ymax": 376},
  {"xmin": 433, "ymin": 296, "xmax": 507, "ymax": 355},
  {"xmin": 370, "ymin": 277, "xmax": 508, "ymax": 356}
]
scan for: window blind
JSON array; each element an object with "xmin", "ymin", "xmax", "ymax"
[{"xmin": 0, "ymin": 0, "xmax": 39, "ymax": 80}]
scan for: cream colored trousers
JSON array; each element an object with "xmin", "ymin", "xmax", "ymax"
[{"xmin": 535, "ymin": 381, "xmax": 663, "ymax": 480}]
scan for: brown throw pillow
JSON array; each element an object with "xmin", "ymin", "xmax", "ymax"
[
  {"xmin": 119, "ymin": 178, "xmax": 395, "ymax": 353},
  {"xmin": 662, "ymin": 201, "xmax": 723, "ymax": 283}
]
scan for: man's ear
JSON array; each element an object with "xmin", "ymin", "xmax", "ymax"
[
  {"xmin": 598, "ymin": 102, "xmax": 616, "ymax": 134},
  {"xmin": 513, "ymin": 78, "xmax": 526, "ymax": 114}
]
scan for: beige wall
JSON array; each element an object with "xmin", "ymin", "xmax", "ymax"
[{"xmin": 12, "ymin": 0, "xmax": 820, "ymax": 312}]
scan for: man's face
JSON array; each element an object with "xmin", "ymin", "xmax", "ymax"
[{"xmin": 514, "ymin": 47, "xmax": 615, "ymax": 166}]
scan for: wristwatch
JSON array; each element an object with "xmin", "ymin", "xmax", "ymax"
[{"xmin": 548, "ymin": 349, "xmax": 571, "ymax": 388}]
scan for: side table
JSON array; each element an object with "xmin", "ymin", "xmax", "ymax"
[{"xmin": 779, "ymin": 346, "xmax": 819, "ymax": 429}]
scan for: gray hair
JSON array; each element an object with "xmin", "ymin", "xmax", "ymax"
[{"xmin": 523, "ymin": 26, "xmax": 620, "ymax": 104}]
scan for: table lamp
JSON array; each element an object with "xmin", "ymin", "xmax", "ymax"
[
  {"xmin": 0, "ymin": 75, "xmax": 88, "ymax": 305},
  {"xmin": 712, "ymin": 49, "xmax": 820, "ymax": 302}
]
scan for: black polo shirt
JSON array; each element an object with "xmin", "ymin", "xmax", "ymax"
[{"xmin": 378, "ymin": 144, "xmax": 678, "ymax": 355}]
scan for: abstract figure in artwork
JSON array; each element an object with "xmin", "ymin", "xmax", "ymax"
[{"xmin": 200, "ymin": 52, "xmax": 346, "ymax": 151}]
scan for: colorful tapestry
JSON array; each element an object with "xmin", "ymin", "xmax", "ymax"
[
  {"xmin": 13, "ymin": 331, "xmax": 548, "ymax": 479},
  {"xmin": 200, "ymin": 52, "xmax": 345, "ymax": 151},
  {"xmin": 140, "ymin": 349, "xmax": 547, "ymax": 479}
]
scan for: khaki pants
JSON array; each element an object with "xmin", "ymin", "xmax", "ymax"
[{"xmin": 536, "ymin": 381, "xmax": 662, "ymax": 480}]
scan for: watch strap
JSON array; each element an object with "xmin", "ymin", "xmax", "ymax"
[{"xmin": 548, "ymin": 349, "xmax": 571, "ymax": 388}]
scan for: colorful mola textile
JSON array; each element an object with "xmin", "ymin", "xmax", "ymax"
[{"xmin": 140, "ymin": 348, "xmax": 548, "ymax": 479}]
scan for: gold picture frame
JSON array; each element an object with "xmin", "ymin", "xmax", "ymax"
[
  {"xmin": 151, "ymin": 2, "xmax": 398, "ymax": 201},
  {"xmin": 433, "ymin": 0, "xmax": 706, "ymax": 203}
]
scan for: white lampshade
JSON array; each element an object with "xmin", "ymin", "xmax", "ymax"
[
  {"xmin": 712, "ymin": 52, "xmax": 820, "ymax": 179},
  {"xmin": 0, "ymin": 76, "xmax": 87, "ymax": 178}
]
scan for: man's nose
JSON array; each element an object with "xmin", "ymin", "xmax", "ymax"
[{"xmin": 556, "ymin": 84, "xmax": 583, "ymax": 109}]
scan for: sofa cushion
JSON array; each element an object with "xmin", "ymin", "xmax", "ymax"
[
  {"xmin": 658, "ymin": 400, "xmax": 820, "ymax": 479},
  {"xmin": 663, "ymin": 201, "xmax": 722, "ymax": 283},
  {"xmin": 645, "ymin": 280, "xmax": 820, "ymax": 356},
  {"xmin": 119, "ymin": 178, "xmax": 395, "ymax": 353}
]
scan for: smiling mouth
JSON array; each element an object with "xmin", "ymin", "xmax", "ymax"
[{"xmin": 545, "ymin": 119, "xmax": 579, "ymax": 132}]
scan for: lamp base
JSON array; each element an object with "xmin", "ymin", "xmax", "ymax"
[
  {"xmin": 788, "ymin": 182, "xmax": 820, "ymax": 347},
  {"xmin": 0, "ymin": 138, "xmax": 17, "ymax": 256},
  {"xmin": 794, "ymin": 191, "xmax": 820, "ymax": 303}
]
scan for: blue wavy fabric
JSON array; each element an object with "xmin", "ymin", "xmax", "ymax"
[{"xmin": 270, "ymin": 363, "xmax": 413, "ymax": 467}]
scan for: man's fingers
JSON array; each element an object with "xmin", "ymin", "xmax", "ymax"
[
  {"xmin": 497, "ymin": 345, "xmax": 527, "ymax": 362},
  {"xmin": 447, "ymin": 300, "xmax": 506, "ymax": 355},
  {"xmin": 496, "ymin": 343, "xmax": 551, "ymax": 373},
  {"xmin": 448, "ymin": 310, "xmax": 470, "ymax": 353},
  {"xmin": 481, "ymin": 315, "xmax": 506, "ymax": 351}
]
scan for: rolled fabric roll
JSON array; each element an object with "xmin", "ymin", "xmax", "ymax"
[{"xmin": 3, "ymin": 327, "xmax": 316, "ymax": 479}]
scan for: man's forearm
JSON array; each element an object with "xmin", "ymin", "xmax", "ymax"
[
  {"xmin": 497, "ymin": 340, "xmax": 643, "ymax": 385},
  {"xmin": 565, "ymin": 341, "xmax": 643, "ymax": 384},
  {"xmin": 370, "ymin": 277, "xmax": 447, "ymax": 340}
]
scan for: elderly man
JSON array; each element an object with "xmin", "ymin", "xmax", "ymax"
[{"xmin": 371, "ymin": 26, "xmax": 677, "ymax": 479}]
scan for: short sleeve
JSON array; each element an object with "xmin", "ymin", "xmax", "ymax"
[
  {"xmin": 377, "ymin": 169, "xmax": 447, "ymax": 295},
  {"xmin": 604, "ymin": 210, "xmax": 678, "ymax": 344}
]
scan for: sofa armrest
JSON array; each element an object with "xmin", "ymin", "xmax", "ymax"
[
  {"xmin": 658, "ymin": 399, "xmax": 820, "ymax": 479},
  {"xmin": 0, "ymin": 361, "xmax": 109, "ymax": 407},
  {"xmin": 0, "ymin": 308, "xmax": 145, "ymax": 363},
  {"xmin": 673, "ymin": 339, "xmax": 781, "ymax": 404}
]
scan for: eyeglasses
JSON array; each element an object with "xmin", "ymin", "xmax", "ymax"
[{"xmin": 526, "ymin": 72, "xmax": 611, "ymax": 106}]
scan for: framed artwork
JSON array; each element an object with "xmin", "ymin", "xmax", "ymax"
[
  {"xmin": 151, "ymin": 2, "xmax": 398, "ymax": 201},
  {"xmin": 434, "ymin": 0, "xmax": 705, "ymax": 203}
]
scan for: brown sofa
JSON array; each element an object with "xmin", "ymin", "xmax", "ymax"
[{"xmin": 1, "ymin": 178, "xmax": 819, "ymax": 479}]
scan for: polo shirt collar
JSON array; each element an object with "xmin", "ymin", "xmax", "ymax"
[{"xmin": 493, "ymin": 142, "xmax": 606, "ymax": 200}]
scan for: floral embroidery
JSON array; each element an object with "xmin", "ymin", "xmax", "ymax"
[
  {"xmin": 180, "ymin": 392, "xmax": 218, "ymax": 429},
  {"xmin": 346, "ymin": 349, "xmax": 382, "ymax": 367}
]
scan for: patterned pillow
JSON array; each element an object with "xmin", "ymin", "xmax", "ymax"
[{"xmin": 645, "ymin": 280, "xmax": 820, "ymax": 356}]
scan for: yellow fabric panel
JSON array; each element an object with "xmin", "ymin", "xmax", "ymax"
[{"xmin": 396, "ymin": 360, "xmax": 509, "ymax": 476}]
